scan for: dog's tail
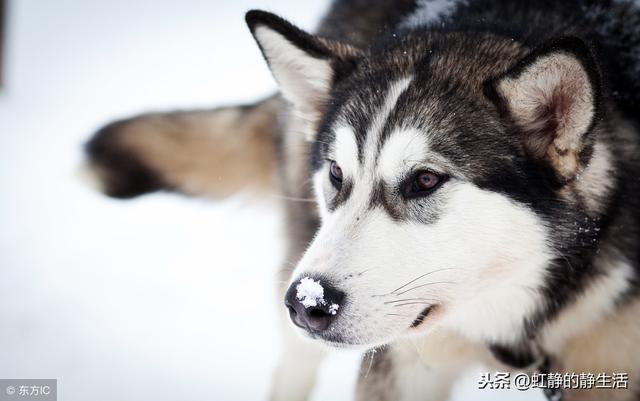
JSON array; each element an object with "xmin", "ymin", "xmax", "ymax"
[{"xmin": 82, "ymin": 95, "xmax": 281, "ymax": 199}]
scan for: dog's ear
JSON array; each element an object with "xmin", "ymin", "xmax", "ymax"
[
  {"xmin": 485, "ymin": 37, "xmax": 602, "ymax": 182},
  {"xmin": 246, "ymin": 10, "xmax": 362, "ymax": 120}
]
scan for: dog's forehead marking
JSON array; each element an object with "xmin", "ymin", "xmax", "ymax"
[
  {"xmin": 361, "ymin": 77, "xmax": 413, "ymax": 168},
  {"xmin": 333, "ymin": 126, "xmax": 359, "ymax": 175},
  {"xmin": 377, "ymin": 128, "xmax": 430, "ymax": 182},
  {"xmin": 327, "ymin": 76, "xmax": 413, "ymax": 179},
  {"xmin": 319, "ymin": 77, "xmax": 417, "ymax": 215}
]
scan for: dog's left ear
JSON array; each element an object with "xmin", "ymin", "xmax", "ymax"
[
  {"xmin": 485, "ymin": 37, "xmax": 602, "ymax": 182},
  {"xmin": 246, "ymin": 10, "xmax": 362, "ymax": 122}
]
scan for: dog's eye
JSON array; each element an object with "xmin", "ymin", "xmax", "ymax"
[
  {"xmin": 405, "ymin": 171, "xmax": 444, "ymax": 198},
  {"xmin": 329, "ymin": 160, "xmax": 343, "ymax": 188}
]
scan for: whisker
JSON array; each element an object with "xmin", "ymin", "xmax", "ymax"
[
  {"xmin": 395, "ymin": 281, "xmax": 456, "ymax": 296},
  {"xmin": 362, "ymin": 349, "xmax": 377, "ymax": 379},
  {"xmin": 384, "ymin": 297, "xmax": 438, "ymax": 304},
  {"xmin": 388, "ymin": 268, "xmax": 457, "ymax": 294},
  {"xmin": 372, "ymin": 268, "xmax": 457, "ymax": 296},
  {"xmin": 392, "ymin": 301, "xmax": 433, "ymax": 308}
]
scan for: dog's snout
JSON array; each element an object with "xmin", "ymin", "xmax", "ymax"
[{"xmin": 284, "ymin": 277, "xmax": 344, "ymax": 333}]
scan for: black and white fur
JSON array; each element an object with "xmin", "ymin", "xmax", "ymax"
[{"xmin": 85, "ymin": 1, "xmax": 640, "ymax": 400}]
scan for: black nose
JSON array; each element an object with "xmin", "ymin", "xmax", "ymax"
[{"xmin": 284, "ymin": 277, "xmax": 345, "ymax": 333}]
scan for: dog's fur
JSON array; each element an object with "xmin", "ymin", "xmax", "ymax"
[{"xmin": 84, "ymin": 1, "xmax": 640, "ymax": 400}]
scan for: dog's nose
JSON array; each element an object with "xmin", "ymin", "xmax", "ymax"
[{"xmin": 284, "ymin": 277, "xmax": 345, "ymax": 333}]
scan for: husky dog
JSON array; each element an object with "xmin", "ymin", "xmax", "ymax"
[{"xmin": 84, "ymin": 0, "xmax": 640, "ymax": 400}]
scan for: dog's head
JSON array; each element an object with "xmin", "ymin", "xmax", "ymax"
[{"xmin": 247, "ymin": 11, "xmax": 608, "ymax": 349}]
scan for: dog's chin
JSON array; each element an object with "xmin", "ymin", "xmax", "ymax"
[
  {"xmin": 292, "ymin": 326, "xmax": 375, "ymax": 350},
  {"xmin": 300, "ymin": 329, "xmax": 418, "ymax": 351},
  {"xmin": 318, "ymin": 338, "xmax": 367, "ymax": 350},
  {"xmin": 297, "ymin": 329, "xmax": 367, "ymax": 349},
  {"xmin": 317, "ymin": 335, "xmax": 394, "ymax": 351}
]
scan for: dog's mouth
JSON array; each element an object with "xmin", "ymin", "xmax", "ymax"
[
  {"xmin": 292, "ymin": 303, "xmax": 442, "ymax": 348},
  {"xmin": 409, "ymin": 305, "xmax": 437, "ymax": 329},
  {"xmin": 306, "ymin": 330, "xmax": 364, "ymax": 349},
  {"xmin": 314, "ymin": 305, "xmax": 439, "ymax": 344}
]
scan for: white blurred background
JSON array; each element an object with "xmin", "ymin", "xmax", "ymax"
[{"xmin": 0, "ymin": 1, "xmax": 543, "ymax": 400}]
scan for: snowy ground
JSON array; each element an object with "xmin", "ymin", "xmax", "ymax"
[{"xmin": 0, "ymin": 1, "xmax": 543, "ymax": 400}]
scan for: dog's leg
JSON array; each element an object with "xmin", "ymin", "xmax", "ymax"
[
  {"xmin": 356, "ymin": 347, "xmax": 458, "ymax": 401},
  {"xmin": 270, "ymin": 311, "xmax": 326, "ymax": 401},
  {"xmin": 83, "ymin": 95, "xmax": 281, "ymax": 199},
  {"xmin": 356, "ymin": 331, "xmax": 484, "ymax": 401}
]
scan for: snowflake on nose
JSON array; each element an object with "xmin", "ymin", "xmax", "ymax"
[
  {"xmin": 296, "ymin": 277, "xmax": 325, "ymax": 307},
  {"xmin": 296, "ymin": 277, "xmax": 340, "ymax": 315}
]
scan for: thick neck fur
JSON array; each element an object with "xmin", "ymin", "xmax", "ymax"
[{"xmin": 539, "ymin": 114, "xmax": 640, "ymax": 345}]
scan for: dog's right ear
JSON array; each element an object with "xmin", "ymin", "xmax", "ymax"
[
  {"xmin": 246, "ymin": 10, "xmax": 362, "ymax": 120},
  {"xmin": 484, "ymin": 37, "xmax": 602, "ymax": 182}
]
